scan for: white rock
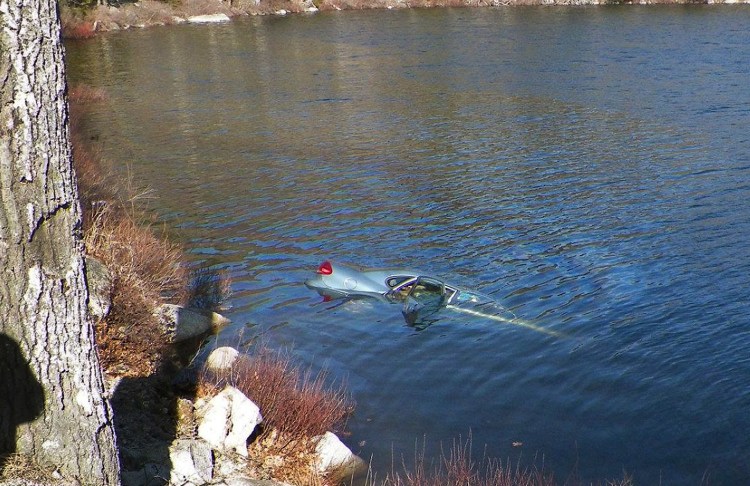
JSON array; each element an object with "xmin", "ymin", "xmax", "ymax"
[
  {"xmin": 169, "ymin": 439, "xmax": 213, "ymax": 485},
  {"xmin": 188, "ymin": 13, "xmax": 231, "ymax": 24},
  {"xmin": 305, "ymin": 6, "xmax": 319, "ymax": 12},
  {"xmin": 206, "ymin": 346, "xmax": 240, "ymax": 371},
  {"xmin": 157, "ymin": 304, "xmax": 231, "ymax": 342},
  {"xmin": 274, "ymin": 9, "xmax": 288, "ymax": 15},
  {"xmin": 314, "ymin": 431, "xmax": 366, "ymax": 476},
  {"xmin": 198, "ymin": 386, "xmax": 262, "ymax": 457}
]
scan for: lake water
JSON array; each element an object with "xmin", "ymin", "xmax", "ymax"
[{"xmin": 66, "ymin": 6, "xmax": 750, "ymax": 484}]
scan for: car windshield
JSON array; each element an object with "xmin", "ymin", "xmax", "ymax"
[
  {"xmin": 406, "ymin": 278, "xmax": 445, "ymax": 302},
  {"xmin": 386, "ymin": 275, "xmax": 417, "ymax": 288},
  {"xmin": 401, "ymin": 277, "xmax": 447, "ymax": 329},
  {"xmin": 387, "ymin": 277, "xmax": 419, "ymax": 301}
]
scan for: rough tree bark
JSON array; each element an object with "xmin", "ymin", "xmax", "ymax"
[{"xmin": 0, "ymin": 0, "xmax": 121, "ymax": 483}]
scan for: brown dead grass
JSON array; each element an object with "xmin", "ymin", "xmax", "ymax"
[
  {"xmin": 70, "ymin": 84, "xmax": 189, "ymax": 377},
  {"xmin": 246, "ymin": 432, "xmax": 324, "ymax": 485},
  {"xmin": 379, "ymin": 436, "xmax": 554, "ymax": 486},
  {"xmin": 86, "ymin": 208, "xmax": 187, "ymax": 375},
  {"xmin": 0, "ymin": 453, "xmax": 61, "ymax": 484},
  {"xmin": 198, "ymin": 347, "xmax": 354, "ymax": 484},
  {"xmin": 213, "ymin": 348, "xmax": 353, "ymax": 440},
  {"xmin": 378, "ymin": 435, "xmax": 634, "ymax": 486}
]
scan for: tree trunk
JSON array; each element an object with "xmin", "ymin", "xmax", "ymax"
[{"xmin": 0, "ymin": 0, "xmax": 121, "ymax": 483}]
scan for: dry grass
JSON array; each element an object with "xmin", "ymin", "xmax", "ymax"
[
  {"xmin": 86, "ymin": 206, "xmax": 189, "ymax": 376},
  {"xmin": 375, "ymin": 436, "xmax": 637, "ymax": 486},
  {"xmin": 0, "ymin": 453, "xmax": 60, "ymax": 483},
  {"xmin": 60, "ymin": 5, "xmax": 97, "ymax": 40},
  {"xmin": 69, "ymin": 84, "xmax": 190, "ymax": 376},
  {"xmin": 199, "ymin": 347, "xmax": 354, "ymax": 484},
  {"xmin": 84, "ymin": 207, "xmax": 187, "ymax": 305},
  {"xmin": 68, "ymin": 84, "xmax": 119, "ymax": 225},
  {"xmin": 200, "ymin": 347, "xmax": 354, "ymax": 440},
  {"xmin": 246, "ymin": 433, "xmax": 325, "ymax": 485},
  {"xmin": 378, "ymin": 436, "xmax": 556, "ymax": 486}
]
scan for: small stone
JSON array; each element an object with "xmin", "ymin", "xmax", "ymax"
[{"xmin": 206, "ymin": 347, "xmax": 240, "ymax": 371}]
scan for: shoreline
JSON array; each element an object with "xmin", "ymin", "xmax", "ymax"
[{"xmin": 63, "ymin": 0, "xmax": 750, "ymax": 38}]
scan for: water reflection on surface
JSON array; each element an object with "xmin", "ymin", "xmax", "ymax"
[{"xmin": 67, "ymin": 6, "xmax": 750, "ymax": 483}]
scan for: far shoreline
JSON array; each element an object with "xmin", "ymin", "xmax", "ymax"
[{"xmin": 62, "ymin": 0, "xmax": 750, "ymax": 39}]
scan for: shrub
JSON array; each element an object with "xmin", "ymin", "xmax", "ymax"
[
  {"xmin": 199, "ymin": 346, "xmax": 354, "ymax": 483},
  {"xmin": 84, "ymin": 205, "xmax": 189, "ymax": 375},
  {"xmin": 70, "ymin": 84, "xmax": 190, "ymax": 376},
  {"xmin": 186, "ymin": 267, "xmax": 232, "ymax": 312},
  {"xmin": 373, "ymin": 435, "xmax": 637, "ymax": 486},
  {"xmin": 380, "ymin": 435, "xmax": 556, "ymax": 486},
  {"xmin": 202, "ymin": 347, "xmax": 353, "ymax": 441}
]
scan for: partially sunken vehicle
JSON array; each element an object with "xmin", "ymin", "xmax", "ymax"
[
  {"xmin": 305, "ymin": 260, "xmax": 558, "ymax": 335},
  {"xmin": 305, "ymin": 260, "xmax": 488, "ymax": 328}
]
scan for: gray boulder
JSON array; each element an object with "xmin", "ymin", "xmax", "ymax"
[
  {"xmin": 314, "ymin": 431, "xmax": 367, "ymax": 479},
  {"xmin": 157, "ymin": 304, "xmax": 231, "ymax": 342}
]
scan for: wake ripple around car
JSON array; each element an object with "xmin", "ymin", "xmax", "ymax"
[{"xmin": 444, "ymin": 299, "xmax": 562, "ymax": 337}]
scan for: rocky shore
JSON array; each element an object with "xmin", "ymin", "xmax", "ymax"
[
  {"xmin": 64, "ymin": 0, "xmax": 750, "ymax": 38},
  {"xmin": 78, "ymin": 258, "xmax": 363, "ymax": 486},
  {"xmin": 119, "ymin": 347, "xmax": 365, "ymax": 486}
]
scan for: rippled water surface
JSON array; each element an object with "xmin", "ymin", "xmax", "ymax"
[{"xmin": 66, "ymin": 6, "xmax": 750, "ymax": 483}]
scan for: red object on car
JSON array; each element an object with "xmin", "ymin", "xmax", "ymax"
[{"xmin": 317, "ymin": 261, "xmax": 333, "ymax": 275}]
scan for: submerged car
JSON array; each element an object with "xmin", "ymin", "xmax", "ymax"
[
  {"xmin": 305, "ymin": 260, "xmax": 560, "ymax": 335},
  {"xmin": 304, "ymin": 260, "xmax": 488, "ymax": 326}
]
